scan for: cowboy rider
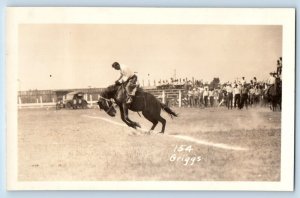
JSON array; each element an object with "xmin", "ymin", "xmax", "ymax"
[
  {"xmin": 267, "ymin": 72, "xmax": 276, "ymax": 86},
  {"xmin": 266, "ymin": 72, "xmax": 276, "ymax": 94},
  {"xmin": 112, "ymin": 62, "xmax": 138, "ymax": 104}
]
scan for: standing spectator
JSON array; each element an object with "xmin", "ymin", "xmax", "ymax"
[
  {"xmin": 253, "ymin": 77, "xmax": 257, "ymax": 85},
  {"xmin": 240, "ymin": 77, "xmax": 246, "ymax": 85},
  {"xmin": 233, "ymin": 84, "xmax": 241, "ymax": 108},
  {"xmin": 218, "ymin": 89, "xmax": 226, "ymax": 107},
  {"xmin": 249, "ymin": 85, "xmax": 255, "ymax": 106},
  {"xmin": 226, "ymin": 83, "xmax": 233, "ymax": 109},
  {"xmin": 209, "ymin": 89, "xmax": 214, "ymax": 107},
  {"xmin": 194, "ymin": 88, "xmax": 200, "ymax": 107},
  {"xmin": 213, "ymin": 88, "xmax": 219, "ymax": 107},
  {"xmin": 187, "ymin": 87, "xmax": 193, "ymax": 107},
  {"xmin": 218, "ymin": 85, "xmax": 225, "ymax": 105},
  {"xmin": 199, "ymin": 85, "xmax": 204, "ymax": 107},
  {"xmin": 239, "ymin": 84, "xmax": 249, "ymax": 109},
  {"xmin": 255, "ymin": 84, "xmax": 263, "ymax": 106},
  {"xmin": 203, "ymin": 87, "xmax": 209, "ymax": 107}
]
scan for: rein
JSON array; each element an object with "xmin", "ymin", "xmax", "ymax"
[
  {"xmin": 105, "ymin": 104, "xmax": 115, "ymax": 114},
  {"xmin": 98, "ymin": 95, "xmax": 115, "ymax": 113},
  {"xmin": 98, "ymin": 83, "xmax": 130, "ymax": 114}
]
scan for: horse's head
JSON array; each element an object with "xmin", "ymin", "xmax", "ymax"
[{"xmin": 97, "ymin": 98, "xmax": 117, "ymax": 117}]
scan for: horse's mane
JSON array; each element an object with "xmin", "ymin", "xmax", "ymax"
[
  {"xmin": 136, "ymin": 87, "xmax": 144, "ymax": 93},
  {"xmin": 107, "ymin": 84, "xmax": 118, "ymax": 91},
  {"xmin": 100, "ymin": 84, "xmax": 119, "ymax": 98}
]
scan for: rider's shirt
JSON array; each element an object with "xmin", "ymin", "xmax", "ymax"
[
  {"xmin": 120, "ymin": 64, "xmax": 134, "ymax": 82},
  {"xmin": 267, "ymin": 76, "xmax": 276, "ymax": 85}
]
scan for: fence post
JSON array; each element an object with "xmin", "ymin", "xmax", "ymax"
[
  {"xmin": 162, "ymin": 90, "xmax": 165, "ymax": 104},
  {"xmin": 40, "ymin": 96, "xmax": 43, "ymax": 107},
  {"xmin": 178, "ymin": 90, "xmax": 182, "ymax": 107},
  {"xmin": 98, "ymin": 94, "xmax": 100, "ymax": 100},
  {"xmin": 89, "ymin": 94, "xmax": 92, "ymax": 105}
]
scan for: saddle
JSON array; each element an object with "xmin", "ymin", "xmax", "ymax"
[{"xmin": 115, "ymin": 82, "xmax": 143, "ymax": 104}]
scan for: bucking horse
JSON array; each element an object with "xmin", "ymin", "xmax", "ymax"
[
  {"xmin": 265, "ymin": 78, "xmax": 282, "ymax": 111},
  {"xmin": 97, "ymin": 83, "xmax": 178, "ymax": 133}
]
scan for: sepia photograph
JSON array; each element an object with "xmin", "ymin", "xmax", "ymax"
[{"xmin": 6, "ymin": 8, "xmax": 295, "ymax": 190}]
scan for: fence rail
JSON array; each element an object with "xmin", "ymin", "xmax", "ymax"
[
  {"xmin": 18, "ymin": 89, "xmax": 186, "ymax": 108},
  {"xmin": 18, "ymin": 101, "xmax": 99, "ymax": 108}
]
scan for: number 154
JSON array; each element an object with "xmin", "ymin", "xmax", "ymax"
[{"xmin": 174, "ymin": 145, "xmax": 193, "ymax": 153}]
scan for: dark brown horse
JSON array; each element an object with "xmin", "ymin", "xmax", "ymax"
[
  {"xmin": 266, "ymin": 78, "xmax": 282, "ymax": 111},
  {"xmin": 97, "ymin": 83, "xmax": 178, "ymax": 133}
]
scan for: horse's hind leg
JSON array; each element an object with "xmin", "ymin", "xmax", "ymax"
[
  {"xmin": 158, "ymin": 116, "xmax": 166, "ymax": 133},
  {"xmin": 150, "ymin": 120, "xmax": 158, "ymax": 131},
  {"xmin": 142, "ymin": 111, "xmax": 158, "ymax": 132}
]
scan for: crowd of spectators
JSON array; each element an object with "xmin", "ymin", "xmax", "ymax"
[
  {"xmin": 181, "ymin": 77, "xmax": 267, "ymax": 109},
  {"xmin": 155, "ymin": 57, "xmax": 282, "ymax": 109}
]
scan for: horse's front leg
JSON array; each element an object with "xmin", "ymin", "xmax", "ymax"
[
  {"xmin": 119, "ymin": 106, "xmax": 135, "ymax": 128},
  {"xmin": 122, "ymin": 104, "xmax": 140, "ymax": 129}
]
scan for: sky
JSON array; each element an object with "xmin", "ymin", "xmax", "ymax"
[{"xmin": 18, "ymin": 24, "xmax": 282, "ymax": 90}]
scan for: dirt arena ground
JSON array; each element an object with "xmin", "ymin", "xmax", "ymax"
[{"xmin": 18, "ymin": 106, "xmax": 281, "ymax": 181}]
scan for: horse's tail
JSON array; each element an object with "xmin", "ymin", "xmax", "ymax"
[{"xmin": 160, "ymin": 102, "xmax": 178, "ymax": 119}]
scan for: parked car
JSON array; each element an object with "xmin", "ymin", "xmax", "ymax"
[
  {"xmin": 56, "ymin": 91, "xmax": 88, "ymax": 109},
  {"xmin": 56, "ymin": 97, "xmax": 64, "ymax": 110}
]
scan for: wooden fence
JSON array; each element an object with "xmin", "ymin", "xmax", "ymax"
[{"xmin": 17, "ymin": 88, "xmax": 186, "ymax": 108}]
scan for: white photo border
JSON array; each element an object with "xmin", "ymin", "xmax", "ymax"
[{"xmin": 6, "ymin": 7, "xmax": 295, "ymax": 191}]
